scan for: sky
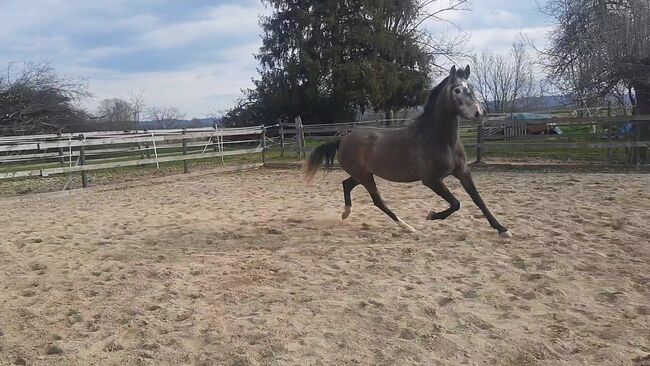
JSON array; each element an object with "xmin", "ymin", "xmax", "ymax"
[{"xmin": 0, "ymin": 0, "xmax": 553, "ymax": 119}]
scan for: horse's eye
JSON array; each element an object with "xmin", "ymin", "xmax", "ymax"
[{"xmin": 454, "ymin": 88, "xmax": 461, "ymax": 94}]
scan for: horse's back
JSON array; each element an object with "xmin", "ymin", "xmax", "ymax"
[
  {"xmin": 337, "ymin": 128, "xmax": 378, "ymax": 171},
  {"xmin": 339, "ymin": 127, "xmax": 421, "ymax": 182}
]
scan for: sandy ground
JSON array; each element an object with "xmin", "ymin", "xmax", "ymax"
[{"xmin": 0, "ymin": 168, "xmax": 648, "ymax": 366}]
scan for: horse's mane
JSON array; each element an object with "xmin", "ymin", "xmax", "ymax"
[{"xmin": 421, "ymin": 76, "xmax": 449, "ymax": 119}]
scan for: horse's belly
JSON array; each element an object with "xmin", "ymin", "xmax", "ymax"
[
  {"xmin": 367, "ymin": 148, "xmax": 422, "ymax": 182},
  {"xmin": 339, "ymin": 129, "xmax": 421, "ymax": 182},
  {"xmin": 376, "ymin": 172, "xmax": 420, "ymax": 183}
]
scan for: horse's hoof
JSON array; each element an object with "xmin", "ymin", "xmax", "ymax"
[
  {"xmin": 498, "ymin": 230, "xmax": 512, "ymax": 239},
  {"xmin": 426, "ymin": 211, "xmax": 438, "ymax": 220},
  {"xmin": 342, "ymin": 206, "xmax": 351, "ymax": 220},
  {"xmin": 398, "ymin": 218, "xmax": 417, "ymax": 233}
]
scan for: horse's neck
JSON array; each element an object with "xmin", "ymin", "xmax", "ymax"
[
  {"xmin": 415, "ymin": 107, "xmax": 459, "ymax": 147},
  {"xmin": 435, "ymin": 113, "xmax": 459, "ymax": 146}
]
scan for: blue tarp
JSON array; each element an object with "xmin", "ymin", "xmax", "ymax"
[{"xmin": 619, "ymin": 122, "xmax": 635, "ymax": 135}]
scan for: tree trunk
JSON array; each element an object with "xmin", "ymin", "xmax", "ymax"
[{"xmin": 632, "ymin": 81, "xmax": 650, "ymax": 164}]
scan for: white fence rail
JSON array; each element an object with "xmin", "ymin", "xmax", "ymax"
[{"xmin": 0, "ymin": 126, "xmax": 267, "ymax": 185}]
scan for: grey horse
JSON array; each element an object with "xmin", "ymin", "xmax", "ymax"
[{"xmin": 304, "ymin": 65, "xmax": 511, "ymax": 238}]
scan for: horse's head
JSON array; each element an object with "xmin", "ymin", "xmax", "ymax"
[{"xmin": 445, "ymin": 65, "xmax": 483, "ymax": 121}]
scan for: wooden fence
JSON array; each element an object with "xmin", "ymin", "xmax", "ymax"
[
  {"xmin": 477, "ymin": 115, "xmax": 650, "ymax": 164},
  {"xmin": 0, "ymin": 126, "xmax": 267, "ymax": 185},
  {"xmin": 2, "ymin": 113, "xmax": 649, "ymax": 187},
  {"xmin": 277, "ymin": 114, "xmax": 650, "ymax": 165}
]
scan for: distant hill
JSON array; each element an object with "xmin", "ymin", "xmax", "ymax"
[
  {"xmin": 514, "ymin": 95, "xmax": 576, "ymax": 110},
  {"xmin": 352, "ymin": 95, "xmax": 578, "ymax": 123}
]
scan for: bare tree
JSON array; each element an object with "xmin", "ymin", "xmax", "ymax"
[
  {"xmin": 610, "ymin": 82, "xmax": 633, "ymax": 115},
  {"xmin": 127, "ymin": 89, "xmax": 146, "ymax": 123},
  {"xmin": 0, "ymin": 61, "xmax": 90, "ymax": 135},
  {"xmin": 94, "ymin": 90, "xmax": 146, "ymax": 130},
  {"xmin": 543, "ymin": 0, "xmax": 650, "ymax": 105},
  {"xmin": 206, "ymin": 109, "xmax": 223, "ymax": 128},
  {"xmin": 471, "ymin": 41, "xmax": 542, "ymax": 114},
  {"xmin": 542, "ymin": 0, "xmax": 650, "ymax": 161},
  {"xmin": 406, "ymin": 0, "xmax": 472, "ymax": 69},
  {"xmin": 147, "ymin": 106, "xmax": 186, "ymax": 129},
  {"xmin": 97, "ymin": 98, "xmax": 135, "ymax": 123}
]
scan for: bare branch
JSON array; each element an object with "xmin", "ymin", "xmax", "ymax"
[
  {"xmin": 471, "ymin": 41, "xmax": 544, "ymax": 113},
  {"xmin": 147, "ymin": 106, "xmax": 186, "ymax": 129},
  {"xmin": 1, "ymin": 60, "xmax": 90, "ymax": 135},
  {"xmin": 542, "ymin": 0, "xmax": 650, "ymax": 107}
]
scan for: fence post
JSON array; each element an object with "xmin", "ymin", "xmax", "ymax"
[
  {"xmin": 58, "ymin": 146, "xmax": 66, "ymax": 167},
  {"xmin": 144, "ymin": 129, "xmax": 151, "ymax": 159},
  {"xmin": 633, "ymin": 119, "xmax": 641, "ymax": 166},
  {"xmin": 475, "ymin": 120, "xmax": 484, "ymax": 164},
  {"xmin": 151, "ymin": 131, "xmax": 160, "ymax": 170},
  {"xmin": 607, "ymin": 101, "xmax": 612, "ymax": 161},
  {"xmin": 295, "ymin": 117, "xmax": 300, "ymax": 158},
  {"xmin": 79, "ymin": 134, "xmax": 88, "ymax": 188},
  {"xmin": 295, "ymin": 116, "xmax": 305, "ymax": 159},
  {"xmin": 137, "ymin": 143, "xmax": 146, "ymax": 159},
  {"xmin": 279, "ymin": 123, "xmax": 285, "ymax": 157},
  {"xmin": 182, "ymin": 129, "xmax": 189, "ymax": 174},
  {"xmin": 261, "ymin": 126, "xmax": 267, "ymax": 164},
  {"xmin": 57, "ymin": 133, "xmax": 65, "ymax": 167},
  {"xmin": 386, "ymin": 110, "xmax": 394, "ymax": 127},
  {"xmin": 300, "ymin": 118, "xmax": 306, "ymax": 159},
  {"xmin": 212, "ymin": 125, "xmax": 219, "ymax": 153}
]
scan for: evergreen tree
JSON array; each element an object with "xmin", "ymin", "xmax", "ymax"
[{"xmin": 224, "ymin": 0, "xmax": 466, "ymax": 126}]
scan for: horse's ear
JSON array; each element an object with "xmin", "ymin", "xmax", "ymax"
[
  {"xmin": 449, "ymin": 65, "xmax": 456, "ymax": 78},
  {"xmin": 464, "ymin": 65, "xmax": 471, "ymax": 79}
]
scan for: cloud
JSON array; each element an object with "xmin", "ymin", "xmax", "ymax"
[
  {"xmin": 1, "ymin": 0, "xmax": 552, "ymax": 118},
  {"xmin": 137, "ymin": 4, "xmax": 263, "ymax": 50},
  {"xmin": 0, "ymin": 0, "xmax": 268, "ymax": 118},
  {"xmin": 89, "ymin": 14, "xmax": 161, "ymax": 34},
  {"xmin": 484, "ymin": 10, "xmax": 521, "ymax": 24},
  {"xmin": 466, "ymin": 26, "xmax": 553, "ymax": 53},
  {"xmin": 78, "ymin": 60, "xmax": 257, "ymax": 118},
  {"xmin": 0, "ymin": 1, "xmax": 134, "ymax": 36},
  {"xmin": 4, "ymin": 35, "xmax": 73, "ymax": 54}
]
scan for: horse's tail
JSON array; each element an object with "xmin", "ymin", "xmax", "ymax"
[{"xmin": 303, "ymin": 140, "xmax": 341, "ymax": 183}]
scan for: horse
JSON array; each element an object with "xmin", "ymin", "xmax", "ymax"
[{"xmin": 303, "ymin": 65, "xmax": 511, "ymax": 238}]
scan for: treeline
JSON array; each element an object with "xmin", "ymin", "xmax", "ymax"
[
  {"xmin": 0, "ymin": 61, "xmax": 206, "ymax": 135},
  {"xmin": 0, "ymin": 61, "xmax": 90, "ymax": 135},
  {"xmin": 223, "ymin": 0, "xmax": 649, "ymax": 128}
]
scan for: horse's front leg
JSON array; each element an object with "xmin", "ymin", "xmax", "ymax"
[
  {"xmin": 455, "ymin": 168, "xmax": 511, "ymax": 238},
  {"xmin": 423, "ymin": 178, "xmax": 460, "ymax": 220}
]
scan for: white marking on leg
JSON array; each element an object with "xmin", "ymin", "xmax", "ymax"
[
  {"xmin": 342, "ymin": 205, "xmax": 351, "ymax": 220},
  {"xmin": 397, "ymin": 217, "xmax": 417, "ymax": 233},
  {"xmin": 499, "ymin": 230, "xmax": 512, "ymax": 239}
]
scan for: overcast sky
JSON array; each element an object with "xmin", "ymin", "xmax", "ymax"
[{"xmin": 0, "ymin": 0, "xmax": 553, "ymax": 119}]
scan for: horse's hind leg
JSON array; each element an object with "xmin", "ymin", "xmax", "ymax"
[
  {"xmin": 423, "ymin": 179, "xmax": 460, "ymax": 220},
  {"xmin": 359, "ymin": 174, "xmax": 416, "ymax": 232},
  {"xmin": 341, "ymin": 177, "xmax": 359, "ymax": 219}
]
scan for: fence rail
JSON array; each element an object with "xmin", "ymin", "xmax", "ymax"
[
  {"xmin": 276, "ymin": 114, "xmax": 650, "ymax": 165},
  {"xmin": 0, "ymin": 126, "xmax": 268, "ymax": 186},
  {"xmin": 2, "ymin": 112, "xmax": 649, "ymax": 187}
]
